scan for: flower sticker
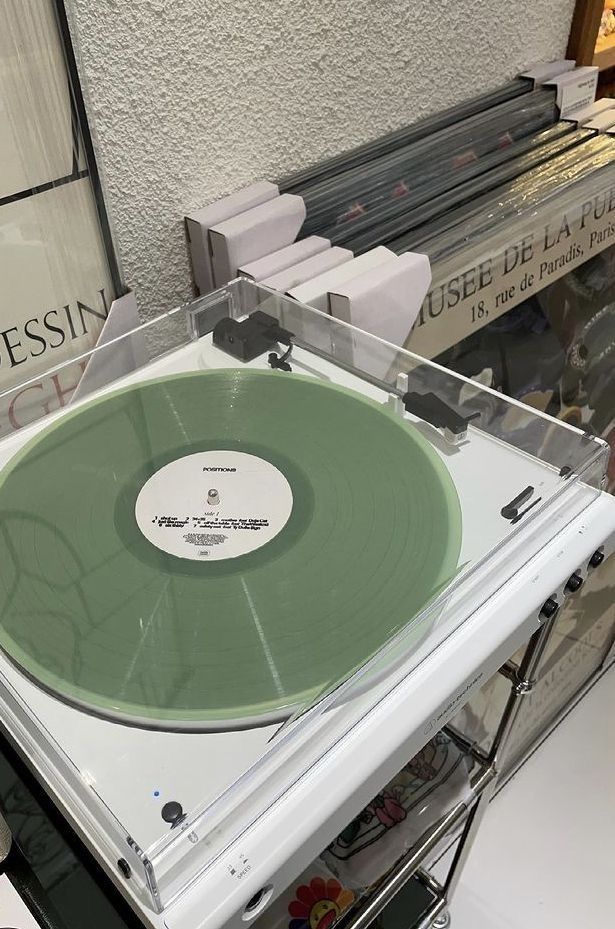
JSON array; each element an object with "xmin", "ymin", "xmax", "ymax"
[{"xmin": 288, "ymin": 876, "xmax": 354, "ymax": 929}]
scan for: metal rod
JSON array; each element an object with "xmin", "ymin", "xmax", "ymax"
[
  {"xmin": 488, "ymin": 683, "xmax": 525, "ymax": 770},
  {"xmin": 470, "ymin": 765, "xmax": 496, "ymax": 796},
  {"xmin": 337, "ymin": 766, "xmax": 496, "ymax": 929},
  {"xmin": 336, "ymin": 805, "xmax": 467, "ymax": 929},
  {"xmin": 415, "ymin": 898, "xmax": 448, "ymax": 929},
  {"xmin": 516, "ymin": 610, "xmax": 560, "ymax": 685},
  {"xmin": 443, "ymin": 725, "xmax": 490, "ymax": 767},
  {"xmin": 443, "ymin": 776, "xmax": 497, "ymax": 900},
  {"xmin": 496, "ymin": 658, "xmax": 615, "ymax": 791},
  {"xmin": 498, "ymin": 660, "xmax": 520, "ymax": 683},
  {"xmin": 345, "ymin": 891, "xmax": 448, "ymax": 929},
  {"xmin": 488, "ymin": 612, "xmax": 559, "ymax": 768},
  {"xmin": 415, "ymin": 868, "xmax": 444, "ymax": 897}
]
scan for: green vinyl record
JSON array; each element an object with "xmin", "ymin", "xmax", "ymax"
[{"xmin": 0, "ymin": 369, "xmax": 462, "ymax": 730}]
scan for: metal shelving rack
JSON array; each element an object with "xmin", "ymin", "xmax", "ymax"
[
  {"xmin": 283, "ymin": 589, "xmax": 615, "ymax": 929},
  {"xmin": 331, "ymin": 601, "xmax": 564, "ymax": 929}
]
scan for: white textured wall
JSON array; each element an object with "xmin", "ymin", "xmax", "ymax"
[{"xmin": 68, "ymin": 0, "xmax": 576, "ymax": 318}]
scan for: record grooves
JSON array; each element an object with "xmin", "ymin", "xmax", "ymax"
[{"xmin": 0, "ymin": 370, "xmax": 462, "ymax": 731}]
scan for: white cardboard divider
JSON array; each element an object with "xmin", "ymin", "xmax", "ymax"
[
  {"xmin": 185, "ymin": 182, "xmax": 279, "ymax": 295},
  {"xmin": 545, "ymin": 66, "xmax": 599, "ymax": 119},
  {"xmin": 520, "ymin": 60, "xmax": 576, "ymax": 85},
  {"xmin": 210, "ymin": 194, "xmax": 306, "ymax": 287},
  {"xmin": 584, "ymin": 110, "xmax": 615, "ymax": 132},
  {"xmin": 564, "ymin": 97, "xmax": 615, "ymax": 126},
  {"xmin": 238, "ymin": 236, "xmax": 330, "ymax": 282},
  {"xmin": 329, "ymin": 251, "xmax": 431, "ymax": 348},
  {"xmin": 289, "ymin": 246, "xmax": 396, "ymax": 313},
  {"xmin": 262, "ymin": 246, "xmax": 353, "ymax": 293}
]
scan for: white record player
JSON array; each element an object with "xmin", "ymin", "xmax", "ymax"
[{"xmin": 0, "ymin": 278, "xmax": 613, "ymax": 929}]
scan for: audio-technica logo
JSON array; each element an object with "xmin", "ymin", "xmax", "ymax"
[{"xmin": 202, "ymin": 467, "xmax": 236, "ymax": 472}]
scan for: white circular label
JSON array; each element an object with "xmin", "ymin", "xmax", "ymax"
[{"xmin": 135, "ymin": 451, "xmax": 293, "ymax": 561}]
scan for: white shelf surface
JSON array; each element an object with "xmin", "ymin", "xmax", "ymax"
[{"xmin": 433, "ymin": 665, "xmax": 615, "ymax": 929}]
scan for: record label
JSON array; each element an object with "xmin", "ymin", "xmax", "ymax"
[{"xmin": 135, "ymin": 450, "xmax": 293, "ymax": 561}]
